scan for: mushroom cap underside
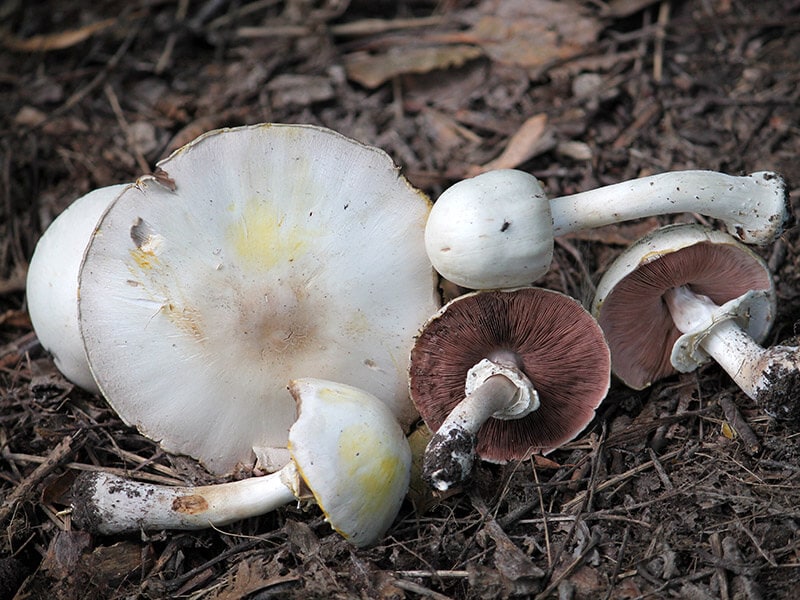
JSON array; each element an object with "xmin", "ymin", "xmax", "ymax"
[
  {"xmin": 287, "ymin": 378, "xmax": 412, "ymax": 548},
  {"xmin": 78, "ymin": 123, "xmax": 439, "ymax": 475},
  {"xmin": 592, "ymin": 224, "xmax": 775, "ymax": 390},
  {"xmin": 410, "ymin": 287, "xmax": 611, "ymax": 461}
]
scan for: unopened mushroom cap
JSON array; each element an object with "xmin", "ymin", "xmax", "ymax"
[
  {"xmin": 410, "ymin": 288, "xmax": 611, "ymax": 460},
  {"xmin": 592, "ymin": 224, "xmax": 775, "ymax": 390},
  {"xmin": 424, "ymin": 170, "xmax": 554, "ymax": 290},
  {"xmin": 78, "ymin": 123, "xmax": 439, "ymax": 474},
  {"xmin": 287, "ymin": 378, "xmax": 411, "ymax": 547},
  {"xmin": 26, "ymin": 184, "xmax": 130, "ymax": 393}
]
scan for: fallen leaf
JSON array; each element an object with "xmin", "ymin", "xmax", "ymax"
[
  {"xmin": 344, "ymin": 45, "xmax": 483, "ymax": 89},
  {"xmin": 462, "ymin": 0, "xmax": 602, "ymax": 69},
  {"xmin": 468, "ymin": 113, "xmax": 551, "ymax": 175},
  {"xmin": 211, "ymin": 558, "xmax": 300, "ymax": 600}
]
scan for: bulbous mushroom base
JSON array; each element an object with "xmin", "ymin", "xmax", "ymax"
[{"xmin": 422, "ymin": 425, "xmax": 477, "ymax": 492}]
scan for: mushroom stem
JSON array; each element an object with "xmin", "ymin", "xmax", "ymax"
[
  {"xmin": 422, "ymin": 358, "xmax": 539, "ymax": 492},
  {"xmin": 72, "ymin": 464, "xmax": 299, "ymax": 535},
  {"xmin": 71, "ymin": 378, "xmax": 413, "ymax": 547},
  {"xmin": 550, "ymin": 171, "xmax": 787, "ymax": 244},
  {"xmin": 664, "ymin": 285, "xmax": 800, "ymax": 422}
]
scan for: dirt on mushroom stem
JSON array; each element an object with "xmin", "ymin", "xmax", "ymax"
[{"xmin": 757, "ymin": 359, "xmax": 800, "ymax": 426}]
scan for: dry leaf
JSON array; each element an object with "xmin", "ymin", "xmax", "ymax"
[
  {"xmin": 468, "ymin": 113, "xmax": 551, "ymax": 175},
  {"xmin": 344, "ymin": 45, "xmax": 483, "ymax": 89},
  {"xmin": 211, "ymin": 558, "xmax": 300, "ymax": 600},
  {"xmin": 463, "ymin": 0, "xmax": 602, "ymax": 69}
]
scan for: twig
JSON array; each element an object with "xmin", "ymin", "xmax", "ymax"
[
  {"xmin": 647, "ymin": 447, "xmax": 674, "ymax": 491},
  {"xmin": 710, "ymin": 532, "xmax": 730, "ymax": 600},
  {"xmin": 532, "ymin": 464, "xmax": 553, "ymax": 569},
  {"xmin": 104, "ymin": 84, "xmax": 150, "ymax": 174},
  {"xmin": 562, "ymin": 448, "xmax": 682, "ymax": 512},
  {"xmin": 49, "ymin": 18, "xmax": 142, "ymax": 121},
  {"xmin": 3, "ymin": 453, "xmax": 187, "ymax": 486},
  {"xmin": 394, "ymin": 570, "xmax": 469, "ymax": 579},
  {"xmin": 603, "ymin": 525, "xmax": 630, "ymax": 600},
  {"xmin": 392, "ymin": 578, "xmax": 455, "ymax": 600},
  {"xmin": 534, "ymin": 528, "xmax": 600, "ymax": 600},
  {"xmin": 653, "ymin": 1, "xmax": 671, "ymax": 83},
  {"xmin": 0, "ymin": 432, "xmax": 84, "ymax": 528},
  {"xmin": 722, "ymin": 536, "xmax": 764, "ymax": 600}
]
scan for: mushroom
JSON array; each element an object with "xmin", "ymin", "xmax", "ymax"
[
  {"xmin": 592, "ymin": 223, "xmax": 799, "ymax": 423},
  {"xmin": 425, "ymin": 169, "xmax": 788, "ymax": 289},
  {"xmin": 71, "ymin": 378, "xmax": 412, "ymax": 547},
  {"xmin": 409, "ymin": 287, "xmax": 611, "ymax": 491},
  {"xmin": 26, "ymin": 184, "xmax": 130, "ymax": 394},
  {"xmin": 77, "ymin": 123, "xmax": 439, "ymax": 475}
]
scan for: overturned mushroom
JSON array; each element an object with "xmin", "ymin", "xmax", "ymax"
[
  {"xmin": 26, "ymin": 184, "xmax": 129, "ymax": 393},
  {"xmin": 426, "ymin": 169, "xmax": 788, "ymax": 289},
  {"xmin": 77, "ymin": 123, "xmax": 439, "ymax": 475},
  {"xmin": 71, "ymin": 378, "xmax": 412, "ymax": 547},
  {"xmin": 410, "ymin": 288, "xmax": 611, "ymax": 491},
  {"xmin": 592, "ymin": 223, "xmax": 799, "ymax": 424}
]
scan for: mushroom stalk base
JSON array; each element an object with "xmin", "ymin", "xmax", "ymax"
[
  {"xmin": 665, "ymin": 286, "xmax": 800, "ymax": 424},
  {"xmin": 71, "ymin": 467, "xmax": 298, "ymax": 535},
  {"xmin": 423, "ymin": 373, "xmax": 529, "ymax": 492}
]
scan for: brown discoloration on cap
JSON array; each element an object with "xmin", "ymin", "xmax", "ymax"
[{"xmin": 410, "ymin": 288, "xmax": 610, "ymax": 462}]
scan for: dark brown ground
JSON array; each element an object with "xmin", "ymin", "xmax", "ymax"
[{"xmin": 2, "ymin": 1, "xmax": 800, "ymax": 598}]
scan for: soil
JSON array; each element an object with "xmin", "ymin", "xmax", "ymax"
[{"xmin": 2, "ymin": 1, "xmax": 800, "ymax": 598}]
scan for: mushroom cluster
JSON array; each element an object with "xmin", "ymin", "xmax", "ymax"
[
  {"xmin": 28, "ymin": 123, "xmax": 439, "ymax": 476},
  {"xmin": 27, "ymin": 118, "xmax": 794, "ymax": 544},
  {"xmin": 27, "ymin": 122, "xmax": 440, "ymax": 545}
]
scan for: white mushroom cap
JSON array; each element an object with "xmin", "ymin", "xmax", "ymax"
[
  {"xmin": 26, "ymin": 184, "xmax": 130, "ymax": 393},
  {"xmin": 425, "ymin": 170, "xmax": 553, "ymax": 289},
  {"xmin": 288, "ymin": 378, "xmax": 412, "ymax": 546},
  {"xmin": 78, "ymin": 123, "xmax": 439, "ymax": 475}
]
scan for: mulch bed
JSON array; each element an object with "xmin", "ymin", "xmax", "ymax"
[{"xmin": 2, "ymin": 1, "xmax": 799, "ymax": 598}]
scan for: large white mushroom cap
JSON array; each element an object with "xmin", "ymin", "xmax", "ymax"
[
  {"xmin": 78, "ymin": 123, "xmax": 439, "ymax": 475},
  {"xmin": 26, "ymin": 184, "xmax": 130, "ymax": 394}
]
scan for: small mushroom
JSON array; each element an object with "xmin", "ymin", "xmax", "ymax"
[
  {"xmin": 71, "ymin": 378, "xmax": 412, "ymax": 547},
  {"xmin": 426, "ymin": 169, "xmax": 788, "ymax": 289},
  {"xmin": 77, "ymin": 123, "xmax": 439, "ymax": 475},
  {"xmin": 592, "ymin": 223, "xmax": 799, "ymax": 423},
  {"xmin": 26, "ymin": 184, "xmax": 130, "ymax": 393},
  {"xmin": 409, "ymin": 288, "xmax": 611, "ymax": 491}
]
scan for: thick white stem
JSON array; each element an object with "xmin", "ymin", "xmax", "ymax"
[
  {"xmin": 440, "ymin": 374, "xmax": 522, "ymax": 437},
  {"xmin": 72, "ymin": 465, "xmax": 298, "ymax": 534},
  {"xmin": 550, "ymin": 171, "xmax": 786, "ymax": 244},
  {"xmin": 423, "ymin": 360, "xmax": 538, "ymax": 491},
  {"xmin": 665, "ymin": 286, "xmax": 769, "ymax": 398}
]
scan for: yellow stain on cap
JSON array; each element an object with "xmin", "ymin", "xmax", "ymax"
[{"xmin": 228, "ymin": 197, "xmax": 317, "ymax": 270}]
